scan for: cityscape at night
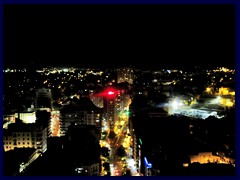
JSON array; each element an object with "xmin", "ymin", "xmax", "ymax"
[{"xmin": 3, "ymin": 4, "xmax": 235, "ymax": 176}]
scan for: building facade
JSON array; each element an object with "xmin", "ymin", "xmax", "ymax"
[
  {"xmin": 3, "ymin": 123, "xmax": 48, "ymax": 153},
  {"xmin": 59, "ymin": 98, "xmax": 103, "ymax": 137},
  {"xmin": 34, "ymin": 88, "xmax": 52, "ymax": 109},
  {"xmin": 60, "ymin": 110, "xmax": 102, "ymax": 137}
]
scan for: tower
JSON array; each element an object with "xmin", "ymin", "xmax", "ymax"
[
  {"xmin": 102, "ymin": 88, "xmax": 118, "ymax": 132},
  {"xmin": 34, "ymin": 88, "xmax": 52, "ymax": 109}
]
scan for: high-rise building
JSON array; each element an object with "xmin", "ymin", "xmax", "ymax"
[
  {"xmin": 102, "ymin": 87, "xmax": 131, "ymax": 132},
  {"xmin": 14, "ymin": 111, "xmax": 36, "ymax": 124},
  {"xmin": 3, "ymin": 120, "xmax": 48, "ymax": 153},
  {"xmin": 34, "ymin": 88, "xmax": 52, "ymax": 109},
  {"xmin": 104, "ymin": 97, "xmax": 116, "ymax": 131},
  {"xmin": 117, "ymin": 68, "xmax": 134, "ymax": 84},
  {"xmin": 59, "ymin": 97, "xmax": 102, "ymax": 137},
  {"xmin": 101, "ymin": 88, "xmax": 118, "ymax": 132}
]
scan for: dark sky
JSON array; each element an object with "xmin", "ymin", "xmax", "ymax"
[{"xmin": 4, "ymin": 4, "xmax": 235, "ymax": 69}]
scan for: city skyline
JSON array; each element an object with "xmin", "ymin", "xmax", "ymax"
[
  {"xmin": 3, "ymin": 65, "xmax": 235, "ymax": 176},
  {"xmin": 4, "ymin": 4, "xmax": 235, "ymax": 69}
]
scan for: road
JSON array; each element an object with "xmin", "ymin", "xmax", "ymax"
[{"xmin": 109, "ymin": 133, "xmax": 125, "ymax": 176}]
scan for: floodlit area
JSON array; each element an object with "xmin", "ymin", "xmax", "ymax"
[
  {"xmin": 126, "ymin": 158, "xmax": 140, "ymax": 176},
  {"xmin": 3, "ymin": 63, "xmax": 235, "ymax": 176},
  {"xmin": 168, "ymin": 94, "xmax": 233, "ymax": 119}
]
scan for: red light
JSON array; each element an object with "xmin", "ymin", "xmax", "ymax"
[
  {"xmin": 93, "ymin": 87, "xmax": 118, "ymax": 99},
  {"xmin": 108, "ymin": 91, "xmax": 114, "ymax": 95}
]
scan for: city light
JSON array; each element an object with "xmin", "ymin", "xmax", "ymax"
[
  {"xmin": 108, "ymin": 91, "xmax": 114, "ymax": 95},
  {"xmin": 3, "ymin": 62, "xmax": 236, "ymax": 176},
  {"xmin": 127, "ymin": 159, "xmax": 135, "ymax": 167},
  {"xmin": 94, "ymin": 87, "xmax": 118, "ymax": 99},
  {"xmin": 144, "ymin": 157, "xmax": 152, "ymax": 169},
  {"xmin": 171, "ymin": 99, "xmax": 184, "ymax": 109}
]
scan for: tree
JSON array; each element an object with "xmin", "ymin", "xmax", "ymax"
[
  {"xmin": 101, "ymin": 131, "xmax": 108, "ymax": 140},
  {"xmin": 116, "ymin": 145, "xmax": 126, "ymax": 157},
  {"xmin": 108, "ymin": 131, "xmax": 116, "ymax": 140},
  {"xmin": 101, "ymin": 147, "xmax": 109, "ymax": 157},
  {"xmin": 103, "ymin": 162, "xmax": 110, "ymax": 171}
]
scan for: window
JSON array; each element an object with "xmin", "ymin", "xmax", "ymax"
[{"xmin": 23, "ymin": 142, "xmax": 25, "ymax": 145}]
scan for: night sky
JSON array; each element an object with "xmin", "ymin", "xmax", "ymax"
[{"xmin": 4, "ymin": 4, "xmax": 235, "ymax": 69}]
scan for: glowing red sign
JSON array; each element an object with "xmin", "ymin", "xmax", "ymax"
[
  {"xmin": 108, "ymin": 91, "xmax": 115, "ymax": 95},
  {"xmin": 94, "ymin": 87, "xmax": 118, "ymax": 99}
]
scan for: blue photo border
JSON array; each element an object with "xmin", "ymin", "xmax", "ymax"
[{"xmin": 0, "ymin": 0, "xmax": 239, "ymax": 180}]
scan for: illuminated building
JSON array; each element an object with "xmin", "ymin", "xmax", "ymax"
[
  {"xmin": 3, "ymin": 114, "xmax": 16, "ymax": 129},
  {"xmin": 50, "ymin": 110, "xmax": 60, "ymax": 137},
  {"xmin": 27, "ymin": 107, "xmax": 51, "ymax": 113},
  {"xmin": 117, "ymin": 90, "xmax": 131, "ymax": 113},
  {"xmin": 104, "ymin": 97, "xmax": 116, "ymax": 131},
  {"xmin": 117, "ymin": 68, "xmax": 134, "ymax": 84},
  {"xmin": 100, "ymin": 88, "xmax": 118, "ymax": 131},
  {"xmin": 189, "ymin": 152, "xmax": 235, "ymax": 165},
  {"xmin": 167, "ymin": 95, "xmax": 229, "ymax": 119},
  {"xmin": 216, "ymin": 87, "xmax": 235, "ymax": 108},
  {"xmin": 4, "ymin": 114, "xmax": 16, "ymax": 123},
  {"xmin": 173, "ymin": 104, "xmax": 225, "ymax": 119},
  {"xmin": 3, "ymin": 120, "xmax": 48, "ymax": 153},
  {"xmin": 98, "ymin": 86, "xmax": 131, "ymax": 133},
  {"xmin": 217, "ymin": 87, "xmax": 235, "ymax": 96},
  {"xmin": 59, "ymin": 97, "xmax": 102, "ymax": 137},
  {"xmin": 14, "ymin": 111, "xmax": 36, "ymax": 124}
]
